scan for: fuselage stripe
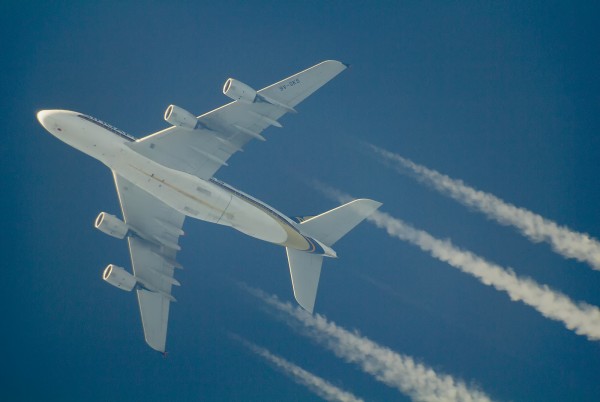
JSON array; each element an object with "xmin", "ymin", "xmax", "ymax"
[{"xmin": 77, "ymin": 114, "xmax": 136, "ymax": 142}]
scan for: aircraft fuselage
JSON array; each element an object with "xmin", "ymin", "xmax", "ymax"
[{"xmin": 37, "ymin": 110, "xmax": 334, "ymax": 256}]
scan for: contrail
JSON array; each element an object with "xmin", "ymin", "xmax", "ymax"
[
  {"xmin": 368, "ymin": 208, "xmax": 600, "ymax": 341},
  {"xmin": 231, "ymin": 334, "xmax": 364, "ymax": 402},
  {"xmin": 246, "ymin": 287, "xmax": 495, "ymax": 402},
  {"xmin": 369, "ymin": 144, "xmax": 600, "ymax": 270},
  {"xmin": 315, "ymin": 184, "xmax": 600, "ymax": 340}
]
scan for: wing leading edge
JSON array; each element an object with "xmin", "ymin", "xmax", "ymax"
[
  {"xmin": 128, "ymin": 60, "xmax": 348, "ymax": 180},
  {"xmin": 113, "ymin": 173, "xmax": 185, "ymax": 352}
]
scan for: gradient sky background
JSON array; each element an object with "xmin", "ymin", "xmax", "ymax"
[{"xmin": 3, "ymin": 1, "xmax": 600, "ymax": 401}]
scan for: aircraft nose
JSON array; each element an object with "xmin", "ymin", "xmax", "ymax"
[
  {"xmin": 36, "ymin": 109, "xmax": 76, "ymax": 135},
  {"xmin": 37, "ymin": 110, "xmax": 56, "ymax": 130}
]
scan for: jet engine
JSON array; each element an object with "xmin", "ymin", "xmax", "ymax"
[
  {"xmin": 103, "ymin": 264, "xmax": 137, "ymax": 291},
  {"xmin": 164, "ymin": 104, "xmax": 198, "ymax": 129},
  {"xmin": 94, "ymin": 212, "xmax": 129, "ymax": 239},
  {"xmin": 223, "ymin": 78, "xmax": 257, "ymax": 103}
]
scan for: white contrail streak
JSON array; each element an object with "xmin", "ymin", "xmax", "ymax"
[
  {"xmin": 314, "ymin": 184, "xmax": 600, "ymax": 340},
  {"xmin": 247, "ymin": 288, "xmax": 495, "ymax": 402},
  {"xmin": 232, "ymin": 335, "xmax": 364, "ymax": 402},
  {"xmin": 367, "ymin": 208, "xmax": 600, "ymax": 341},
  {"xmin": 370, "ymin": 144, "xmax": 600, "ymax": 270},
  {"xmin": 370, "ymin": 145, "xmax": 600, "ymax": 270}
]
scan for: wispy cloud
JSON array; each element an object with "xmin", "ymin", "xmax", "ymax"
[
  {"xmin": 231, "ymin": 334, "xmax": 364, "ymax": 402},
  {"xmin": 246, "ymin": 287, "xmax": 495, "ymax": 402},
  {"xmin": 369, "ymin": 144, "xmax": 600, "ymax": 270}
]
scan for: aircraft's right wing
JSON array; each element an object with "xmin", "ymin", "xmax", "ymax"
[
  {"xmin": 128, "ymin": 60, "xmax": 348, "ymax": 180},
  {"xmin": 113, "ymin": 173, "xmax": 185, "ymax": 353}
]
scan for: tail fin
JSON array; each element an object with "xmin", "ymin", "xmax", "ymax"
[
  {"xmin": 299, "ymin": 199, "xmax": 382, "ymax": 246},
  {"xmin": 286, "ymin": 199, "xmax": 381, "ymax": 312}
]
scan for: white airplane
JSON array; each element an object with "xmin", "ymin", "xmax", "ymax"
[{"xmin": 37, "ymin": 60, "xmax": 381, "ymax": 353}]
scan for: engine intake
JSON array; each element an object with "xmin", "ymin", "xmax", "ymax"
[
  {"xmin": 164, "ymin": 104, "xmax": 198, "ymax": 129},
  {"xmin": 223, "ymin": 78, "xmax": 257, "ymax": 103},
  {"xmin": 95, "ymin": 212, "xmax": 129, "ymax": 239},
  {"xmin": 103, "ymin": 264, "xmax": 137, "ymax": 291}
]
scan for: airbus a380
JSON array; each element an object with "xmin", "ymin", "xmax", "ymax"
[{"xmin": 37, "ymin": 60, "xmax": 381, "ymax": 353}]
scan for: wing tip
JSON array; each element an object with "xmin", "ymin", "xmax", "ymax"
[
  {"xmin": 145, "ymin": 335, "xmax": 167, "ymax": 353},
  {"xmin": 355, "ymin": 198, "xmax": 383, "ymax": 209},
  {"xmin": 320, "ymin": 60, "xmax": 350, "ymax": 70}
]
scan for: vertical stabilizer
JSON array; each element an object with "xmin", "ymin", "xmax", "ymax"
[{"xmin": 286, "ymin": 248, "xmax": 324, "ymax": 313}]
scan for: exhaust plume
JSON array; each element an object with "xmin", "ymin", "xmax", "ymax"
[
  {"xmin": 313, "ymin": 183, "xmax": 600, "ymax": 340},
  {"xmin": 369, "ymin": 145, "xmax": 600, "ymax": 270},
  {"xmin": 231, "ymin": 334, "xmax": 364, "ymax": 402},
  {"xmin": 247, "ymin": 287, "xmax": 495, "ymax": 402},
  {"xmin": 367, "ymin": 208, "xmax": 600, "ymax": 341}
]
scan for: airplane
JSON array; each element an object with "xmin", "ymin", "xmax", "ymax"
[{"xmin": 36, "ymin": 60, "xmax": 381, "ymax": 353}]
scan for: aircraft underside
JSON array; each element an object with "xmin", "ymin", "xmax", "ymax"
[{"xmin": 36, "ymin": 60, "xmax": 381, "ymax": 352}]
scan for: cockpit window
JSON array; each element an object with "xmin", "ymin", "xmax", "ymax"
[{"xmin": 77, "ymin": 114, "xmax": 136, "ymax": 142}]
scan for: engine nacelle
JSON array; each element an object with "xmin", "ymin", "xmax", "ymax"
[
  {"xmin": 164, "ymin": 104, "xmax": 198, "ymax": 129},
  {"xmin": 103, "ymin": 264, "xmax": 137, "ymax": 291},
  {"xmin": 94, "ymin": 212, "xmax": 129, "ymax": 239},
  {"xmin": 223, "ymin": 78, "xmax": 257, "ymax": 103}
]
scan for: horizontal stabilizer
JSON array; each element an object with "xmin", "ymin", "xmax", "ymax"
[
  {"xmin": 300, "ymin": 199, "xmax": 382, "ymax": 246},
  {"xmin": 286, "ymin": 248, "xmax": 324, "ymax": 313}
]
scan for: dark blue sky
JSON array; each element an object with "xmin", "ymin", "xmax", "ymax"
[{"xmin": 4, "ymin": 1, "xmax": 600, "ymax": 401}]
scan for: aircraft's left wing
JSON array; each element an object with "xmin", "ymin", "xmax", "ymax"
[
  {"xmin": 127, "ymin": 60, "xmax": 348, "ymax": 180},
  {"xmin": 113, "ymin": 173, "xmax": 185, "ymax": 352}
]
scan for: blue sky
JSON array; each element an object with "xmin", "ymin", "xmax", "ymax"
[{"xmin": 4, "ymin": 1, "xmax": 600, "ymax": 401}]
